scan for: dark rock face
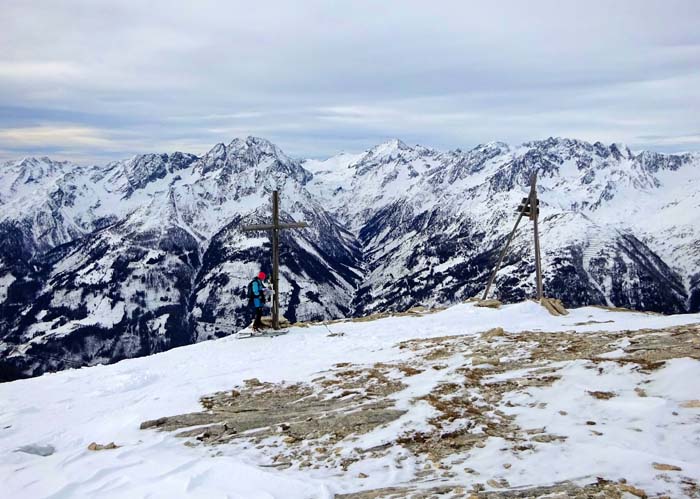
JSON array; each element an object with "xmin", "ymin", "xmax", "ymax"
[
  {"xmin": 352, "ymin": 203, "xmax": 688, "ymax": 317},
  {"xmin": 0, "ymin": 222, "xmax": 201, "ymax": 381},
  {"xmin": 689, "ymin": 275, "xmax": 700, "ymax": 313},
  {"xmin": 1, "ymin": 136, "xmax": 698, "ymax": 381},
  {"xmin": 124, "ymin": 152, "xmax": 198, "ymax": 195},
  {"xmin": 1, "ymin": 221, "xmax": 223, "ymax": 381},
  {"xmin": 192, "ymin": 206, "xmax": 361, "ymax": 337}
]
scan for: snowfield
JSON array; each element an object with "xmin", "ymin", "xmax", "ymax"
[{"xmin": 2, "ymin": 302, "xmax": 700, "ymax": 498}]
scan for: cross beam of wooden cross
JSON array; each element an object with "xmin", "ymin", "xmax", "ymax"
[
  {"xmin": 482, "ymin": 172, "xmax": 543, "ymax": 301},
  {"xmin": 241, "ymin": 190, "xmax": 308, "ymax": 329}
]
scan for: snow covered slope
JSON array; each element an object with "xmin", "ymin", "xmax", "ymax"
[
  {"xmin": 1, "ymin": 136, "xmax": 699, "ymax": 381},
  {"xmin": 1, "ymin": 303, "xmax": 699, "ymax": 498}
]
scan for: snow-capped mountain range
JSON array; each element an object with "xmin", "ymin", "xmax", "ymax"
[{"xmin": 1, "ymin": 136, "xmax": 698, "ymax": 380}]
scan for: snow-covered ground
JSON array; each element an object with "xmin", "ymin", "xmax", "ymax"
[{"xmin": 2, "ymin": 302, "xmax": 700, "ymax": 498}]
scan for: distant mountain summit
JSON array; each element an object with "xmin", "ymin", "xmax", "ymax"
[
  {"xmin": 196, "ymin": 137, "xmax": 312, "ymax": 184},
  {"xmin": 1, "ymin": 136, "xmax": 699, "ymax": 380}
]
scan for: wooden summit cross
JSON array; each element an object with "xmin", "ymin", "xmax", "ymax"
[
  {"xmin": 241, "ymin": 190, "xmax": 308, "ymax": 330},
  {"xmin": 482, "ymin": 172, "xmax": 543, "ymax": 301}
]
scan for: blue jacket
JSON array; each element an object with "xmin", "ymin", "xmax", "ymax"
[{"xmin": 252, "ymin": 279, "xmax": 266, "ymax": 308}]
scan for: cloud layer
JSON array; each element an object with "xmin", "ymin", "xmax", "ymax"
[{"xmin": 1, "ymin": 0, "xmax": 699, "ymax": 162}]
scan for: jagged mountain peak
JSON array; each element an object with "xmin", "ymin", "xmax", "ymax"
[
  {"xmin": 522, "ymin": 136, "xmax": 594, "ymax": 150},
  {"xmin": 362, "ymin": 138, "xmax": 439, "ymax": 161},
  {"xmin": 228, "ymin": 135, "xmax": 287, "ymax": 157},
  {"xmin": 351, "ymin": 139, "xmax": 439, "ymax": 179},
  {"xmin": 224, "ymin": 136, "xmax": 301, "ymax": 172},
  {"xmin": 456, "ymin": 141, "xmax": 513, "ymax": 161},
  {"xmin": 0, "ymin": 156, "xmax": 82, "ymax": 200},
  {"xmin": 2, "ymin": 155, "xmax": 76, "ymax": 174},
  {"xmin": 366, "ymin": 138, "xmax": 409, "ymax": 157},
  {"xmin": 129, "ymin": 150, "xmax": 197, "ymax": 167},
  {"xmin": 194, "ymin": 136, "xmax": 311, "ymax": 184},
  {"xmin": 121, "ymin": 152, "xmax": 198, "ymax": 194},
  {"xmin": 430, "ymin": 141, "xmax": 513, "ymax": 183},
  {"xmin": 636, "ymin": 149, "xmax": 700, "ymax": 173},
  {"xmin": 608, "ymin": 142, "xmax": 632, "ymax": 159},
  {"xmin": 475, "ymin": 141, "xmax": 511, "ymax": 153},
  {"xmin": 487, "ymin": 137, "xmax": 651, "ymax": 188},
  {"xmin": 8, "ymin": 155, "xmax": 67, "ymax": 166},
  {"xmin": 520, "ymin": 136, "xmax": 637, "ymax": 162}
]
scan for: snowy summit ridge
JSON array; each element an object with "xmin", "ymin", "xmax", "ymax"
[{"xmin": 2, "ymin": 301, "xmax": 700, "ymax": 497}]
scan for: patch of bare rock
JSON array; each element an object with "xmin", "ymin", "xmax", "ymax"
[{"xmin": 140, "ymin": 322, "xmax": 700, "ymax": 497}]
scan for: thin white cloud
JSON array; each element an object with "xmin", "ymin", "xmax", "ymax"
[
  {"xmin": 0, "ymin": 125, "xmax": 116, "ymax": 148},
  {"xmin": 165, "ymin": 112, "xmax": 266, "ymax": 122},
  {"xmin": 0, "ymin": 61, "xmax": 84, "ymax": 80}
]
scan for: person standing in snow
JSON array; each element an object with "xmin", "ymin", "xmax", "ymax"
[{"xmin": 248, "ymin": 271, "xmax": 268, "ymax": 331}]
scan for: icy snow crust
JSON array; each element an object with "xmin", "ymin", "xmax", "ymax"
[{"xmin": 1, "ymin": 302, "xmax": 699, "ymax": 498}]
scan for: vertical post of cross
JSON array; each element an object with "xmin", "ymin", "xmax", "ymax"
[
  {"xmin": 241, "ymin": 190, "xmax": 309, "ymax": 330},
  {"xmin": 271, "ymin": 191, "xmax": 280, "ymax": 329}
]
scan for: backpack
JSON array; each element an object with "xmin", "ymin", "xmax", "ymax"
[{"xmin": 246, "ymin": 278, "xmax": 263, "ymax": 305}]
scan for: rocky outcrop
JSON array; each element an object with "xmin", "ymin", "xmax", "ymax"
[{"xmin": 139, "ymin": 320, "xmax": 700, "ymax": 498}]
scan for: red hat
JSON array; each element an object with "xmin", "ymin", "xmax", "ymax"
[{"xmin": 258, "ymin": 271, "xmax": 266, "ymax": 280}]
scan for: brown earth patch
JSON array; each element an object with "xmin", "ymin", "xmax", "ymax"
[
  {"xmin": 335, "ymin": 477, "xmax": 652, "ymax": 498},
  {"xmin": 140, "ymin": 361, "xmax": 409, "ymax": 472}
]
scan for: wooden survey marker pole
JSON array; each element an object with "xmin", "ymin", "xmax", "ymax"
[
  {"xmin": 241, "ymin": 190, "xmax": 308, "ymax": 329},
  {"xmin": 482, "ymin": 172, "xmax": 543, "ymax": 301}
]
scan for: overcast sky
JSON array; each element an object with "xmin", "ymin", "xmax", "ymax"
[{"xmin": 1, "ymin": 0, "xmax": 699, "ymax": 163}]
